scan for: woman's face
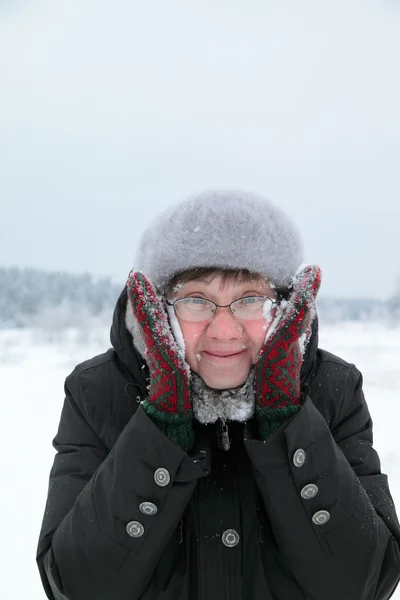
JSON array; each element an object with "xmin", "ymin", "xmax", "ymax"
[{"xmin": 171, "ymin": 275, "xmax": 277, "ymax": 389}]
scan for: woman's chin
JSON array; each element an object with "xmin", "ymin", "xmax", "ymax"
[{"xmin": 196, "ymin": 366, "xmax": 250, "ymax": 390}]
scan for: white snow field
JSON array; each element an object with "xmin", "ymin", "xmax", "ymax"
[{"xmin": 1, "ymin": 322, "xmax": 399, "ymax": 599}]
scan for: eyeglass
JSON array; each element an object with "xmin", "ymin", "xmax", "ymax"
[{"xmin": 166, "ymin": 296, "xmax": 278, "ymax": 322}]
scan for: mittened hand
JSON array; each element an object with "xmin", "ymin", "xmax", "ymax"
[
  {"xmin": 127, "ymin": 271, "xmax": 194, "ymax": 452},
  {"xmin": 254, "ymin": 265, "xmax": 322, "ymax": 439}
]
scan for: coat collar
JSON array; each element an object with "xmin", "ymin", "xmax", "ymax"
[
  {"xmin": 300, "ymin": 314, "xmax": 319, "ymax": 387},
  {"xmin": 110, "ymin": 286, "xmax": 149, "ymax": 397}
]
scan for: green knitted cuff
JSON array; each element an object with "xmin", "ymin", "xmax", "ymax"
[
  {"xmin": 256, "ymin": 405, "xmax": 301, "ymax": 440},
  {"xmin": 142, "ymin": 401, "xmax": 195, "ymax": 453}
]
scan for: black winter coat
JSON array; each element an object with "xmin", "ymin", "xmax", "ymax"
[{"xmin": 37, "ymin": 289, "xmax": 400, "ymax": 600}]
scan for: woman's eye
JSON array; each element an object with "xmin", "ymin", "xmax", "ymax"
[
  {"xmin": 181, "ymin": 298, "xmax": 211, "ymax": 311},
  {"xmin": 240, "ymin": 296, "xmax": 260, "ymax": 305},
  {"xmin": 189, "ymin": 297, "xmax": 207, "ymax": 305}
]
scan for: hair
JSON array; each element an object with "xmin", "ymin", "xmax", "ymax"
[{"xmin": 165, "ymin": 267, "xmax": 290, "ymax": 300}]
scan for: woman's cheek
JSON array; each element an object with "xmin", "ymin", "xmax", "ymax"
[
  {"xmin": 184, "ymin": 330, "xmax": 204, "ymax": 372},
  {"xmin": 249, "ymin": 319, "xmax": 269, "ymax": 342},
  {"xmin": 178, "ymin": 321, "xmax": 203, "ymax": 356}
]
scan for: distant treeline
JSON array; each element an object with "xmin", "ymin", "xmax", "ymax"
[
  {"xmin": 317, "ymin": 296, "xmax": 399, "ymax": 323},
  {"xmin": 0, "ymin": 267, "xmax": 399, "ymax": 329},
  {"xmin": 0, "ymin": 267, "xmax": 122, "ymax": 329}
]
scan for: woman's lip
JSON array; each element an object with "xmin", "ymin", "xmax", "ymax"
[
  {"xmin": 201, "ymin": 350, "xmax": 247, "ymax": 365},
  {"xmin": 203, "ymin": 350, "xmax": 246, "ymax": 358}
]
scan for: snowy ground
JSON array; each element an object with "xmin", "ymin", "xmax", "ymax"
[{"xmin": 1, "ymin": 322, "xmax": 399, "ymax": 599}]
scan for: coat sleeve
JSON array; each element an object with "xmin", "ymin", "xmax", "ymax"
[
  {"xmin": 36, "ymin": 369, "xmax": 210, "ymax": 600},
  {"xmin": 244, "ymin": 366, "xmax": 400, "ymax": 600}
]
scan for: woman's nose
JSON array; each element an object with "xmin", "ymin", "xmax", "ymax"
[{"xmin": 205, "ymin": 308, "xmax": 243, "ymax": 339}]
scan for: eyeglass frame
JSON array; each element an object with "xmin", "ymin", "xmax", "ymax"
[{"xmin": 165, "ymin": 295, "xmax": 279, "ymax": 322}]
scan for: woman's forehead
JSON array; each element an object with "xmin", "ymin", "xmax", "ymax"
[{"xmin": 178, "ymin": 274, "xmax": 272, "ymax": 293}]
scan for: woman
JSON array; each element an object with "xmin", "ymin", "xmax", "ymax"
[{"xmin": 37, "ymin": 191, "xmax": 400, "ymax": 600}]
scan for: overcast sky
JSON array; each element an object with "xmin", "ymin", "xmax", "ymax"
[{"xmin": 1, "ymin": 0, "xmax": 399, "ymax": 298}]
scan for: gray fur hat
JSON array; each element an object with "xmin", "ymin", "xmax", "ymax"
[{"xmin": 135, "ymin": 190, "xmax": 304, "ymax": 291}]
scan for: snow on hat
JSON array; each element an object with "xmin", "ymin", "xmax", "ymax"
[{"xmin": 135, "ymin": 190, "xmax": 304, "ymax": 291}]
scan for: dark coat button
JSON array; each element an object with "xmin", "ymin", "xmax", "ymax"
[
  {"xmin": 222, "ymin": 529, "xmax": 240, "ymax": 547},
  {"xmin": 139, "ymin": 502, "xmax": 158, "ymax": 515},
  {"xmin": 126, "ymin": 521, "xmax": 145, "ymax": 538},
  {"xmin": 301, "ymin": 484, "xmax": 318, "ymax": 499},
  {"xmin": 312, "ymin": 510, "xmax": 331, "ymax": 525},
  {"xmin": 154, "ymin": 468, "xmax": 170, "ymax": 487},
  {"xmin": 293, "ymin": 449, "xmax": 306, "ymax": 467}
]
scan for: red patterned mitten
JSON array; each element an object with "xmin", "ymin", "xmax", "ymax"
[
  {"xmin": 127, "ymin": 271, "xmax": 194, "ymax": 452},
  {"xmin": 254, "ymin": 265, "xmax": 321, "ymax": 439}
]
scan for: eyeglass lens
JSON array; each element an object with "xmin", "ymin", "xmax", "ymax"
[{"xmin": 173, "ymin": 297, "xmax": 275, "ymax": 321}]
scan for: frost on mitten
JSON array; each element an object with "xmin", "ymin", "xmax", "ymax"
[
  {"xmin": 254, "ymin": 265, "xmax": 321, "ymax": 439},
  {"xmin": 127, "ymin": 271, "xmax": 194, "ymax": 452}
]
